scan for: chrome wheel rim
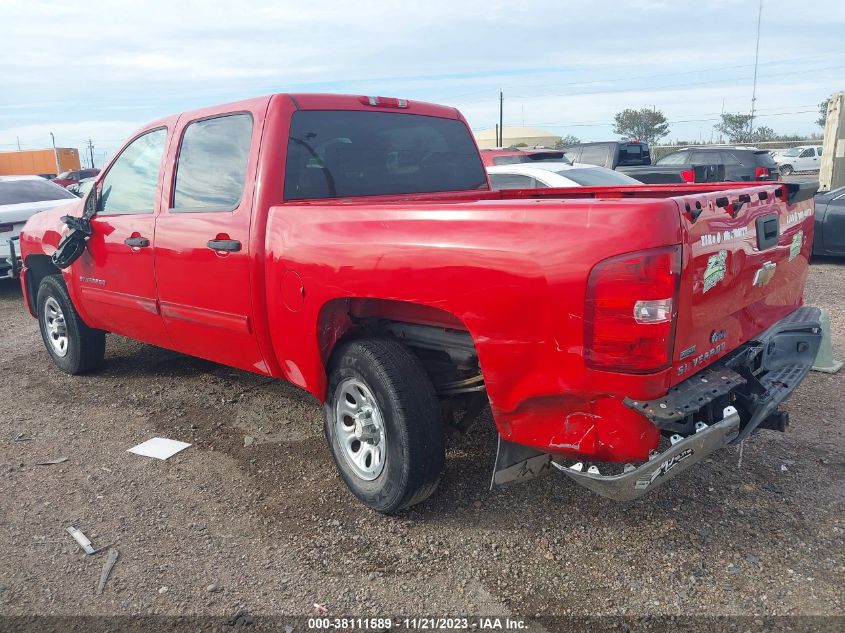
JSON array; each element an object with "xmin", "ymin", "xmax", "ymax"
[
  {"xmin": 43, "ymin": 297, "xmax": 69, "ymax": 358},
  {"xmin": 334, "ymin": 378, "xmax": 386, "ymax": 481}
]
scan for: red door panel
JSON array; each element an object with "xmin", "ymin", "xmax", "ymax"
[
  {"xmin": 153, "ymin": 99, "xmax": 270, "ymax": 374},
  {"xmin": 71, "ymin": 125, "xmax": 174, "ymax": 348}
]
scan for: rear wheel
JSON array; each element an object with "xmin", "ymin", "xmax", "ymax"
[
  {"xmin": 36, "ymin": 275, "xmax": 105, "ymax": 374},
  {"xmin": 779, "ymin": 164, "xmax": 794, "ymax": 176},
  {"xmin": 323, "ymin": 338, "xmax": 445, "ymax": 514}
]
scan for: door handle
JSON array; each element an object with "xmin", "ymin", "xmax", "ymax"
[
  {"xmin": 124, "ymin": 236, "xmax": 150, "ymax": 248},
  {"xmin": 207, "ymin": 239, "xmax": 241, "ymax": 252}
]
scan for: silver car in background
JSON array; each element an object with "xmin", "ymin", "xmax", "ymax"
[{"xmin": 1, "ymin": 176, "xmax": 77, "ymax": 279}]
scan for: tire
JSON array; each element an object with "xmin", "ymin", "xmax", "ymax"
[
  {"xmin": 779, "ymin": 164, "xmax": 794, "ymax": 176},
  {"xmin": 323, "ymin": 338, "xmax": 445, "ymax": 514},
  {"xmin": 36, "ymin": 275, "xmax": 105, "ymax": 374}
]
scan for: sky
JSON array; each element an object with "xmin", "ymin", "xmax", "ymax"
[{"xmin": 2, "ymin": 0, "xmax": 844, "ymax": 167}]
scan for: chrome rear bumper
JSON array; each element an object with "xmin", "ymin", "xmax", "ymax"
[{"xmin": 552, "ymin": 406, "xmax": 740, "ymax": 501}]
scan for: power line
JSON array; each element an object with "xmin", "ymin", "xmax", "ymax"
[{"xmin": 430, "ymin": 54, "xmax": 832, "ymax": 102}]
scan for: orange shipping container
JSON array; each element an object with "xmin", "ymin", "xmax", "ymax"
[{"xmin": 0, "ymin": 148, "xmax": 81, "ymax": 176}]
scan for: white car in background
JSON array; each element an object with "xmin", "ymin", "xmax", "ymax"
[
  {"xmin": 772, "ymin": 146, "xmax": 823, "ymax": 175},
  {"xmin": 486, "ymin": 161, "xmax": 642, "ymax": 189},
  {"xmin": 1, "ymin": 175, "xmax": 77, "ymax": 279}
]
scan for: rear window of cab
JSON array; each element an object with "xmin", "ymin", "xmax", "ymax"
[{"xmin": 284, "ymin": 110, "xmax": 488, "ymax": 200}]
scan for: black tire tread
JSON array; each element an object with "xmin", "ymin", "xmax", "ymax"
[
  {"xmin": 327, "ymin": 337, "xmax": 445, "ymax": 513},
  {"xmin": 37, "ymin": 275, "xmax": 105, "ymax": 374}
]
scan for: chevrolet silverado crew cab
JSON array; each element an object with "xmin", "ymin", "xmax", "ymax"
[{"xmin": 18, "ymin": 93, "xmax": 821, "ymax": 514}]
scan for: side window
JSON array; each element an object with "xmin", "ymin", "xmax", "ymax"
[
  {"xmin": 488, "ymin": 173, "xmax": 536, "ymax": 189},
  {"xmin": 99, "ymin": 128, "xmax": 167, "ymax": 215},
  {"xmin": 689, "ymin": 151, "xmax": 712, "ymax": 164},
  {"xmin": 719, "ymin": 152, "xmax": 742, "ymax": 165},
  {"xmin": 817, "ymin": 147, "xmax": 823, "ymax": 155},
  {"xmin": 531, "ymin": 177, "xmax": 550, "ymax": 188},
  {"xmin": 578, "ymin": 145, "xmax": 610, "ymax": 167},
  {"xmin": 172, "ymin": 113, "xmax": 253, "ymax": 211},
  {"xmin": 799, "ymin": 148, "xmax": 814, "ymax": 158},
  {"xmin": 656, "ymin": 151, "xmax": 688, "ymax": 165}
]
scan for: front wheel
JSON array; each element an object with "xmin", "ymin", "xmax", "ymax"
[
  {"xmin": 779, "ymin": 164, "xmax": 794, "ymax": 176},
  {"xmin": 36, "ymin": 275, "xmax": 105, "ymax": 374},
  {"xmin": 323, "ymin": 338, "xmax": 445, "ymax": 514}
]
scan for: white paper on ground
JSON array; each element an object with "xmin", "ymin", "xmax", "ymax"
[{"xmin": 127, "ymin": 437, "xmax": 191, "ymax": 460}]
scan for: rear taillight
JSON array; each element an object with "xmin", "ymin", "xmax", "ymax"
[
  {"xmin": 680, "ymin": 168, "xmax": 695, "ymax": 183},
  {"xmin": 754, "ymin": 166, "xmax": 769, "ymax": 180},
  {"xmin": 584, "ymin": 245, "xmax": 681, "ymax": 373}
]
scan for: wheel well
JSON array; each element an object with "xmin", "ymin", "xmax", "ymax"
[
  {"xmin": 23, "ymin": 255, "xmax": 60, "ymax": 315},
  {"xmin": 318, "ymin": 298, "xmax": 485, "ymax": 426}
]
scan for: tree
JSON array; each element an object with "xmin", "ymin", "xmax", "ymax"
[
  {"xmin": 750, "ymin": 126, "xmax": 777, "ymax": 142},
  {"xmin": 817, "ymin": 98, "xmax": 830, "ymax": 128},
  {"xmin": 612, "ymin": 108, "xmax": 670, "ymax": 144},
  {"xmin": 554, "ymin": 134, "xmax": 581, "ymax": 149},
  {"xmin": 715, "ymin": 113, "xmax": 754, "ymax": 143}
]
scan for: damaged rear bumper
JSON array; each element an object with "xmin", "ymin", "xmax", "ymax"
[
  {"xmin": 493, "ymin": 306, "xmax": 822, "ymax": 500},
  {"xmin": 1, "ymin": 237, "xmax": 21, "ymax": 279},
  {"xmin": 552, "ymin": 406, "xmax": 740, "ymax": 500}
]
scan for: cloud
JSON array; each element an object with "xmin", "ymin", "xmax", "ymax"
[{"xmin": 1, "ymin": 0, "xmax": 843, "ymax": 162}]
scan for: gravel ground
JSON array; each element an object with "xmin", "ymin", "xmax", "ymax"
[{"xmin": 0, "ymin": 260, "xmax": 843, "ymax": 628}]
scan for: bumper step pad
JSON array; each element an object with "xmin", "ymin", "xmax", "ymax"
[{"xmin": 624, "ymin": 365, "xmax": 746, "ymax": 428}]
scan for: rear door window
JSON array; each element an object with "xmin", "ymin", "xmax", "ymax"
[
  {"xmin": 172, "ymin": 113, "xmax": 253, "ymax": 211},
  {"xmin": 656, "ymin": 151, "xmax": 689, "ymax": 165},
  {"xmin": 689, "ymin": 151, "xmax": 714, "ymax": 164},
  {"xmin": 285, "ymin": 110, "xmax": 487, "ymax": 200}
]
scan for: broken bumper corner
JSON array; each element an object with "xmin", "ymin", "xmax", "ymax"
[{"xmin": 551, "ymin": 406, "xmax": 741, "ymax": 501}]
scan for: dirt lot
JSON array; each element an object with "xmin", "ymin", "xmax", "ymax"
[{"xmin": 1, "ymin": 260, "xmax": 844, "ymax": 628}]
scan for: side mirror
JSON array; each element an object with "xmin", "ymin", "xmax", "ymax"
[{"xmin": 83, "ymin": 185, "xmax": 98, "ymax": 219}]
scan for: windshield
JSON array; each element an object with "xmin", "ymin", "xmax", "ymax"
[
  {"xmin": 285, "ymin": 110, "xmax": 488, "ymax": 199},
  {"xmin": 780, "ymin": 148, "xmax": 802, "ymax": 157},
  {"xmin": 555, "ymin": 168, "xmax": 640, "ymax": 186},
  {"xmin": 0, "ymin": 179, "xmax": 77, "ymax": 205}
]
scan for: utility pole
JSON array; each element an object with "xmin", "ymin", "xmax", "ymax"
[
  {"xmin": 87, "ymin": 139, "xmax": 95, "ymax": 168},
  {"xmin": 499, "ymin": 90, "xmax": 504, "ymax": 148},
  {"xmin": 16, "ymin": 136, "xmax": 21, "ymax": 150},
  {"xmin": 749, "ymin": 0, "xmax": 763, "ymax": 134},
  {"xmin": 50, "ymin": 132, "xmax": 60, "ymax": 174}
]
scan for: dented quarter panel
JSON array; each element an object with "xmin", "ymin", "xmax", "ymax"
[{"xmin": 263, "ymin": 195, "xmax": 681, "ymax": 462}]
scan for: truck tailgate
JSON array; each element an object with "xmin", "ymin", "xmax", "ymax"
[{"xmin": 670, "ymin": 183, "xmax": 816, "ymax": 385}]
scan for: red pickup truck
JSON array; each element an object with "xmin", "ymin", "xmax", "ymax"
[{"xmin": 18, "ymin": 93, "xmax": 821, "ymax": 514}]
